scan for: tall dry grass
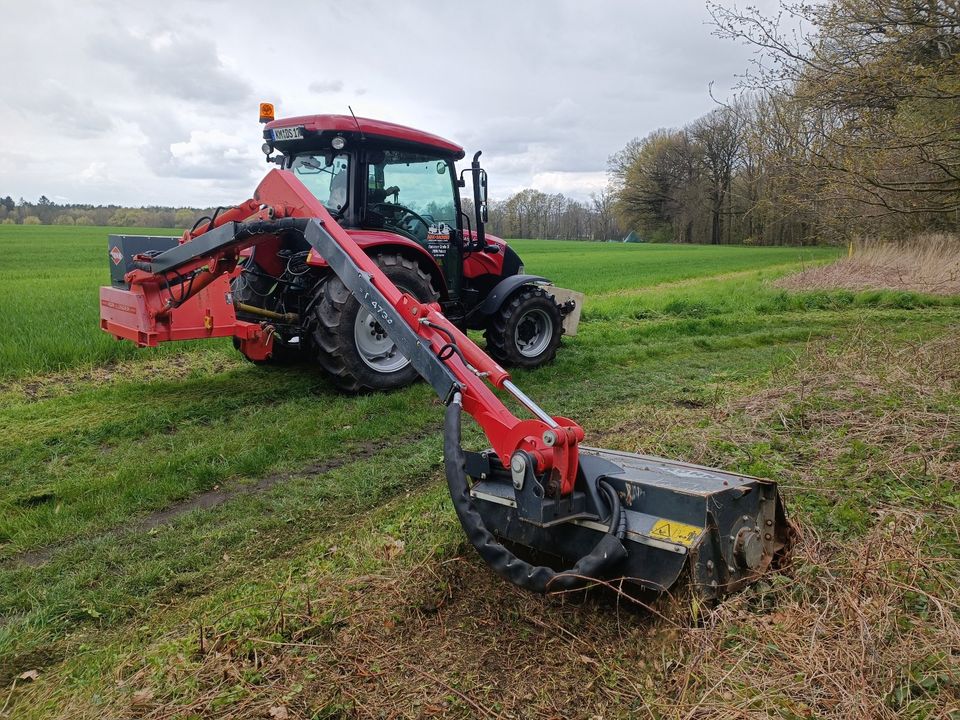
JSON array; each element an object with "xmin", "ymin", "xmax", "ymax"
[{"xmin": 778, "ymin": 233, "xmax": 960, "ymax": 295}]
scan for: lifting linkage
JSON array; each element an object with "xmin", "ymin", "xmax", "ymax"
[{"xmin": 281, "ymin": 211, "xmax": 629, "ymax": 592}]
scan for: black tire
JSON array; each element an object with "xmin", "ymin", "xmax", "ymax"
[
  {"xmin": 310, "ymin": 253, "xmax": 438, "ymax": 392},
  {"xmin": 484, "ymin": 285, "xmax": 563, "ymax": 369}
]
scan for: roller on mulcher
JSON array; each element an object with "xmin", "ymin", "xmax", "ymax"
[{"xmin": 99, "ymin": 104, "xmax": 791, "ymax": 599}]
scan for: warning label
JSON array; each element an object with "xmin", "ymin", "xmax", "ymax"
[
  {"xmin": 650, "ymin": 519, "xmax": 702, "ymax": 547},
  {"xmin": 110, "ymin": 246, "xmax": 123, "ymax": 266}
]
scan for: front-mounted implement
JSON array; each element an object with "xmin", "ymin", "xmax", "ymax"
[{"xmin": 460, "ymin": 445, "xmax": 791, "ymax": 596}]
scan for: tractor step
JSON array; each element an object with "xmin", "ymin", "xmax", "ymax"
[{"xmin": 466, "ymin": 446, "xmax": 791, "ymax": 598}]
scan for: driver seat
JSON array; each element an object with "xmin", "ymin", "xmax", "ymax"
[{"xmin": 329, "ymin": 169, "xmax": 349, "ymax": 211}]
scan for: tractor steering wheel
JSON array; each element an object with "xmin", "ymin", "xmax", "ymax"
[{"xmin": 370, "ymin": 202, "xmax": 430, "ymax": 240}]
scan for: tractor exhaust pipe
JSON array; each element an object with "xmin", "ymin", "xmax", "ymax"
[{"xmin": 470, "ymin": 151, "xmax": 487, "ymax": 250}]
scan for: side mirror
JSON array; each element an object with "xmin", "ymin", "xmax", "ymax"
[
  {"xmin": 477, "ymin": 169, "xmax": 489, "ymax": 223},
  {"xmin": 471, "ymin": 151, "xmax": 488, "ymax": 247}
]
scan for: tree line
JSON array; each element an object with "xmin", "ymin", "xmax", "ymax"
[
  {"xmin": 3, "ymin": 191, "xmax": 627, "ymax": 241},
  {"xmin": 0, "ymin": 195, "xmax": 212, "ymax": 228},
  {"xmin": 470, "ymin": 190, "xmax": 621, "ymax": 241},
  {"xmin": 610, "ymin": 0, "xmax": 960, "ymax": 245}
]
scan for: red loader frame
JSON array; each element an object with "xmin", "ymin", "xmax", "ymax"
[{"xmin": 100, "ymin": 170, "xmax": 585, "ymax": 494}]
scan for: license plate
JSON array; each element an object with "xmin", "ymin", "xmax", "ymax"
[{"xmin": 272, "ymin": 126, "xmax": 304, "ymax": 141}]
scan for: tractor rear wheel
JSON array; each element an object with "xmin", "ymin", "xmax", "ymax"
[
  {"xmin": 484, "ymin": 285, "xmax": 563, "ymax": 369},
  {"xmin": 310, "ymin": 253, "xmax": 438, "ymax": 392}
]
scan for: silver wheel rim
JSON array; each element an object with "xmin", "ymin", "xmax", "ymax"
[
  {"xmin": 354, "ymin": 280, "xmax": 415, "ymax": 374},
  {"xmin": 354, "ymin": 308, "xmax": 410, "ymax": 373},
  {"xmin": 514, "ymin": 308, "xmax": 553, "ymax": 358}
]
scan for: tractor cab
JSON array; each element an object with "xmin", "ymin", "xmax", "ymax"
[{"xmin": 261, "ymin": 112, "xmax": 497, "ymax": 309}]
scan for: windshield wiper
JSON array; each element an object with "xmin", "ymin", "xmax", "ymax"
[{"xmin": 298, "ymin": 158, "xmax": 333, "ymax": 172}]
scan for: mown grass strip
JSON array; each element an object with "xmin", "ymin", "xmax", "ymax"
[
  {"xmin": 4, "ymin": 302, "xmax": 930, "ymax": 556},
  {"xmin": 2, "ymin": 308, "xmax": 956, "ymax": 684}
]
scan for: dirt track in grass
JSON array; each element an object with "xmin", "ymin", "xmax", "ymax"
[{"xmin": 8, "ymin": 426, "xmax": 439, "ymax": 570}]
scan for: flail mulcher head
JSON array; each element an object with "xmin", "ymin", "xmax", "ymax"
[{"xmin": 444, "ymin": 399, "xmax": 792, "ymax": 598}]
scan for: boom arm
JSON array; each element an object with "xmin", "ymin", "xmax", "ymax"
[
  {"xmin": 298, "ymin": 214, "xmax": 585, "ymax": 496},
  {"xmin": 299, "ymin": 212, "xmax": 634, "ymax": 593},
  {"xmin": 102, "ymin": 169, "xmax": 584, "ymax": 495}
]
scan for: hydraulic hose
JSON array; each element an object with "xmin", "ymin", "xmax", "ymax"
[
  {"xmin": 234, "ymin": 217, "xmax": 309, "ymax": 240},
  {"xmin": 444, "ymin": 395, "xmax": 627, "ymax": 593}
]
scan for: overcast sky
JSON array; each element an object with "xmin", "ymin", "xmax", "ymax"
[{"xmin": 0, "ymin": 0, "xmax": 773, "ymax": 207}]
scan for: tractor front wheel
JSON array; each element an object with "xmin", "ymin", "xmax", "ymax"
[
  {"xmin": 484, "ymin": 285, "xmax": 563, "ymax": 369},
  {"xmin": 310, "ymin": 253, "xmax": 438, "ymax": 392}
]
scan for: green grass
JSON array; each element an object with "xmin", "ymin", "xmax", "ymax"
[
  {"xmin": 508, "ymin": 239, "xmax": 838, "ymax": 296},
  {"xmin": 0, "ymin": 228, "xmax": 838, "ymax": 380},
  {"xmin": 0, "ymin": 226, "xmax": 956, "ymax": 718},
  {"xmin": 0, "ymin": 225, "xmax": 184, "ymax": 379}
]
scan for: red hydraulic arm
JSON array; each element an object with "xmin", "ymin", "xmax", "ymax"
[
  {"xmin": 99, "ymin": 169, "xmax": 585, "ymax": 495},
  {"xmin": 293, "ymin": 197, "xmax": 586, "ymax": 497},
  {"xmin": 99, "ymin": 198, "xmax": 281, "ymax": 361}
]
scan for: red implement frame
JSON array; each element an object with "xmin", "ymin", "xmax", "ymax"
[{"xmin": 99, "ymin": 170, "xmax": 585, "ymax": 494}]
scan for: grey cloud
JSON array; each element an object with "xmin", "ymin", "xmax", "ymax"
[
  {"xmin": 126, "ymin": 111, "xmax": 252, "ymax": 182},
  {"xmin": 89, "ymin": 27, "xmax": 252, "ymax": 108},
  {"xmin": 0, "ymin": 0, "xmax": 782, "ymax": 206},
  {"xmin": 309, "ymin": 80, "xmax": 344, "ymax": 94},
  {"xmin": 455, "ymin": 99, "xmax": 610, "ymax": 179},
  {"xmin": 12, "ymin": 82, "xmax": 113, "ymax": 138}
]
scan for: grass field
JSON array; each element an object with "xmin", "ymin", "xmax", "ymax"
[
  {"xmin": 0, "ymin": 226, "xmax": 957, "ymax": 719},
  {"xmin": 0, "ymin": 225, "xmax": 840, "ymax": 378}
]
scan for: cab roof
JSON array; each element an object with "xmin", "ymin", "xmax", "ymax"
[{"xmin": 265, "ymin": 114, "xmax": 464, "ymax": 159}]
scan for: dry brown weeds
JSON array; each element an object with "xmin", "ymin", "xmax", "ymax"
[{"xmin": 777, "ymin": 234, "xmax": 960, "ymax": 295}]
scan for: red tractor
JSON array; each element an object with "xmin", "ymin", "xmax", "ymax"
[
  {"xmin": 106, "ymin": 107, "xmax": 578, "ymax": 392},
  {"xmin": 100, "ymin": 182, "xmax": 791, "ymax": 600}
]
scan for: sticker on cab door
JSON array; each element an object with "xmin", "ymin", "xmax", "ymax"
[{"xmin": 426, "ymin": 222, "xmax": 451, "ymax": 257}]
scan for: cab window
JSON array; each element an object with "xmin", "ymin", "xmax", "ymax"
[
  {"xmin": 291, "ymin": 153, "xmax": 350, "ymax": 212},
  {"xmin": 365, "ymin": 152, "xmax": 457, "ymax": 240}
]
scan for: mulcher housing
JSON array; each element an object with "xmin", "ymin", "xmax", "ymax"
[{"xmin": 466, "ymin": 447, "xmax": 790, "ymax": 597}]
